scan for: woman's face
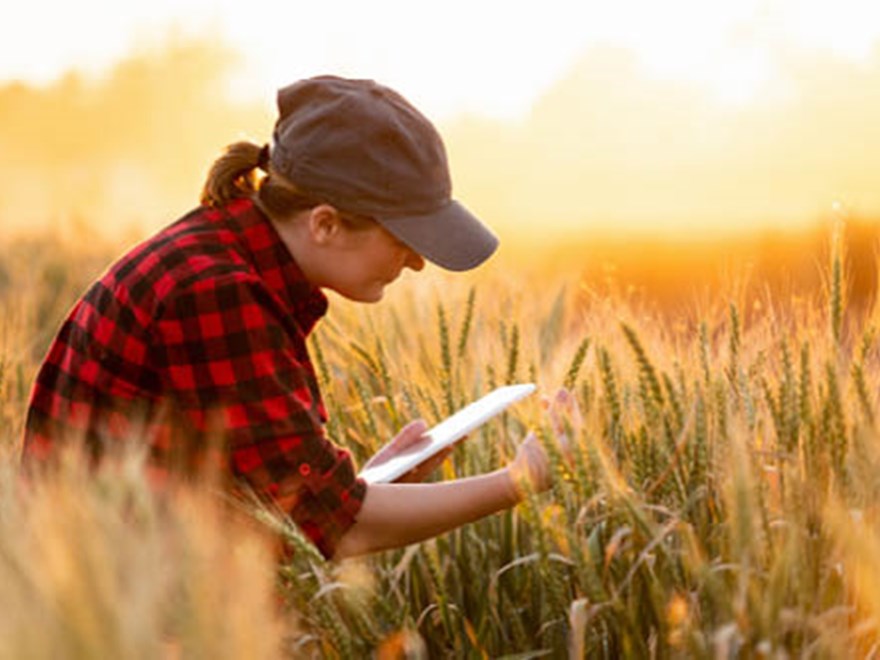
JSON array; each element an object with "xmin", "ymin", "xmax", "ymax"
[
  {"xmin": 271, "ymin": 204, "xmax": 426, "ymax": 302},
  {"xmin": 323, "ymin": 221, "xmax": 425, "ymax": 302}
]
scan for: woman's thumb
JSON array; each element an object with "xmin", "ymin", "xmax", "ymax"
[{"xmin": 396, "ymin": 419, "xmax": 429, "ymax": 447}]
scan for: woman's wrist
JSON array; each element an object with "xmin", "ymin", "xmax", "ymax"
[{"xmin": 497, "ymin": 466, "xmax": 526, "ymax": 506}]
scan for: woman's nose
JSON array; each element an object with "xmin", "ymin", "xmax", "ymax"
[{"xmin": 405, "ymin": 248, "xmax": 425, "ymax": 272}]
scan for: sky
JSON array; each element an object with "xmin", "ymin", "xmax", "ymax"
[
  {"xmin": 6, "ymin": 0, "xmax": 880, "ymax": 120},
  {"xmin": 3, "ymin": 0, "xmax": 880, "ymax": 239}
]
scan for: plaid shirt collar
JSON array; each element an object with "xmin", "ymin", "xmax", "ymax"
[{"xmin": 220, "ymin": 198, "xmax": 328, "ymax": 334}]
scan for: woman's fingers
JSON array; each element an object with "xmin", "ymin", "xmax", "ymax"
[
  {"xmin": 367, "ymin": 422, "xmax": 467, "ymax": 482},
  {"xmin": 393, "ymin": 419, "xmax": 429, "ymax": 448},
  {"xmin": 384, "ymin": 419, "xmax": 429, "ymax": 458},
  {"xmin": 508, "ymin": 432, "xmax": 551, "ymax": 493},
  {"xmin": 542, "ymin": 387, "xmax": 582, "ymax": 442},
  {"xmin": 362, "ymin": 419, "xmax": 429, "ymax": 470}
]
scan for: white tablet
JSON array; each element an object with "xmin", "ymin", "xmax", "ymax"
[{"xmin": 358, "ymin": 383, "xmax": 537, "ymax": 484}]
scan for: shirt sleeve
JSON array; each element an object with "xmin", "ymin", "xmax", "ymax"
[{"xmin": 153, "ymin": 271, "xmax": 366, "ymax": 559}]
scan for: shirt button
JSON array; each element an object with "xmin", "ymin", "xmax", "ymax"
[{"xmin": 299, "ymin": 463, "xmax": 311, "ymax": 477}]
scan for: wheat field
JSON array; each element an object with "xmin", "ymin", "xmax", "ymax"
[{"xmin": 1, "ymin": 226, "xmax": 879, "ymax": 658}]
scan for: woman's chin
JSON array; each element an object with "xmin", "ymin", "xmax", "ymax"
[{"xmin": 337, "ymin": 284, "xmax": 386, "ymax": 303}]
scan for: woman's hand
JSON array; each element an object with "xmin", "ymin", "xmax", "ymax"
[
  {"xmin": 508, "ymin": 432, "xmax": 553, "ymax": 495},
  {"xmin": 361, "ymin": 420, "xmax": 457, "ymax": 484},
  {"xmin": 508, "ymin": 388, "xmax": 579, "ymax": 497}
]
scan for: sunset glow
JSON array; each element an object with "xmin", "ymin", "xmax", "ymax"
[
  {"xmin": 5, "ymin": 0, "xmax": 880, "ymax": 119},
  {"xmin": 3, "ymin": 1, "xmax": 880, "ymax": 240}
]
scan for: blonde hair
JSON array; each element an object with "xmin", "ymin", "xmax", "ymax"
[{"xmin": 200, "ymin": 140, "xmax": 374, "ymax": 230}]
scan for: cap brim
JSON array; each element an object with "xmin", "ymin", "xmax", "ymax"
[{"xmin": 376, "ymin": 200, "xmax": 499, "ymax": 272}]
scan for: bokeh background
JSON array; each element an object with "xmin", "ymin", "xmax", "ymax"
[{"xmin": 3, "ymin": 0, "xmax": 880, "ymax": 308}]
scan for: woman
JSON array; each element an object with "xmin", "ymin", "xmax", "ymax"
[{"xmin": 22, "ymin": 75, "xmax": 556, "ymax": 560}]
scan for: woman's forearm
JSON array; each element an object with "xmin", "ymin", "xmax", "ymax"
[{"xmin": 333, "ymin": 468, "xmax": 521, "ymax": 559}]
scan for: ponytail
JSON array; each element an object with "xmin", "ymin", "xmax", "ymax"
[
  {"xmin": 200, "ymin": 140, "xmax": 376, "ymax": 231},
  {"xmin": 200, "ymin": 141, "xmax": 264, "ymax": 207}
]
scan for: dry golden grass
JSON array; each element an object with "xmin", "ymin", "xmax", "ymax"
[
  {"xmin": 0, "ymin": 451, "xmax": 286, "ymax": 659},
  {"xmin": 2, "ymin": 223, "xmax": 880, "ymax": 657}
]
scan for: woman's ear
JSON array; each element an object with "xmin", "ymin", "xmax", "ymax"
[{"xmin": 307, "ymin": 204, "xmax": 343, "ymax": 245}]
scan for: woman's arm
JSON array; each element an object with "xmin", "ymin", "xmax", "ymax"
[
  {"xmin": 333, "ymin": 433, "xmax": 551, "ymax": 559},
  {"xmin": 333, "ymin": 469, "xmax": 516, "ymax": 558}
]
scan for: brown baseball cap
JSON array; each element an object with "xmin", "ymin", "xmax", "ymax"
[{"xmin": 269, "ymin": 76, "xmax": 498, "ymax": 271}]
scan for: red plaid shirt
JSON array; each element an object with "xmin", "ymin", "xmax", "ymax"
[{"xmin": 23, "ymin": 198, "xmax": 367, "ymax": 558}]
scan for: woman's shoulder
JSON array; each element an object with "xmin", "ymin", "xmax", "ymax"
[{"xmin": 100, "ymin": 204, "xmax": 254, "ymax": 308}]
